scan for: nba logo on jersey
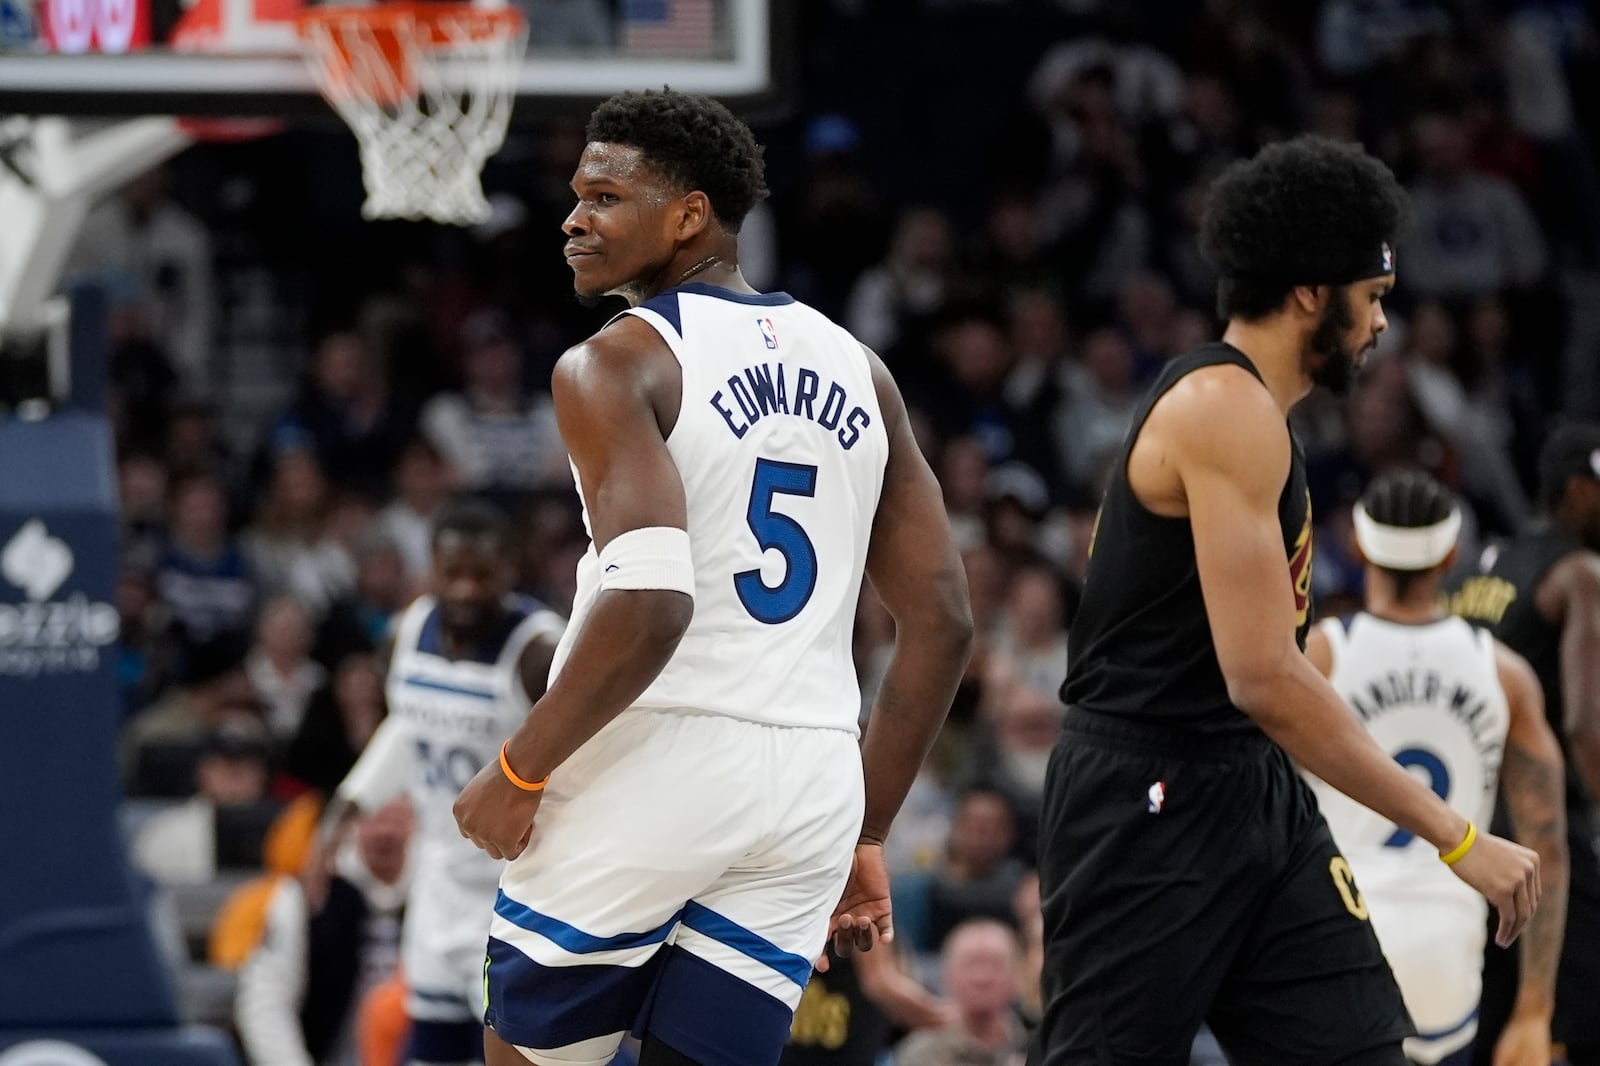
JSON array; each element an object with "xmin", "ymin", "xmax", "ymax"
[
  {"xmin": 1147, "ymin": 781, "xmax": 1165, "ymax": 813},
  {"xmin": 757, "ymin": 317, "xmax": 779, "ymax": 349}
]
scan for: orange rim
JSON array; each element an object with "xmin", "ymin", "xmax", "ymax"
[{"xmin": 295, "ymin": 3, "xmax": 523, "ymax": 105}]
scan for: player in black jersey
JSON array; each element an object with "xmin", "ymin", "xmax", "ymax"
[
  {"xmin": 1452, "ymin": 423, "xmax": 1600, "ymax": 1066},
  {"xmin": 1033, "ymin": 136, "xmax": 1542, "ymax": 1066}
]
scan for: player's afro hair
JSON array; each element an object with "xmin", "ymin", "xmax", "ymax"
[
  {"xmin": 587, "ymin": 88, "xmax": 769, "ymax": 232},
  {"xmin": 1200, "ymin": 135, "xmax": 1407, "ymax": 319}
]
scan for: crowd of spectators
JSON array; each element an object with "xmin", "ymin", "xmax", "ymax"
[{"xmin": 71, "ymin": 1, "xmax": 1600, "ymax": 1063}]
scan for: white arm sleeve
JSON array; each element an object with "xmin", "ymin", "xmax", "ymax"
[
  {"xmin": 336, "ymin": 713, "xmax": 414, "ymax": 811},
  {"xmin": 233, "ymin": 878, "xmax": 315, "ymax": 1066}
]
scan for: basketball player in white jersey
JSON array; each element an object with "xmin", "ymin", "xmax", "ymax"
[
  {"xmin": 451, "ymin": 89, "xmax": 974, "ymax": 1066},
  {"xmin": 324, "ymin": 499, "xmax": 564, "ymax": 1066},
  {"xmin": 1305, "ymin": 471, "xmax": 1568, "ymax": 1066}
]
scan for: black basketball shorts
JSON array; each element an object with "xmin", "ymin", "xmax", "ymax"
[{"xmin": 1032, "ymin": 710, "xmax": 1414, "ymax": 1066}]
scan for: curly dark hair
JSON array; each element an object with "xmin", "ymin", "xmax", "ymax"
[
  {"xmin": 586, "ymin": 88, "xmax": 769, "ymax": 231},
  {"xmin": 1200, "ymin": 135, "xmax": 1407, "ymax": 320}
]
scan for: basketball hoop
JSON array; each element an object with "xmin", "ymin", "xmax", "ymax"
[{"xmin": 295, "ymin": 2, "xmax": 527, "ymax": 225}]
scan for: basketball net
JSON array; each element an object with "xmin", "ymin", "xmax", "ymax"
[{"xmin": 295, "ymin": 2, "xmax": 527, "ymax": 225}]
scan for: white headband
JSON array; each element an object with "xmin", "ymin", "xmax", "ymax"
[{"xmin": 1352, "ymin": 503, "xmax": 1461, "ymax": 571}]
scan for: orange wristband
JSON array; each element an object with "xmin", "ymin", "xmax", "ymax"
[{"xmin": 499, "ymin": 741, "xmax": 549, "ymax": 793}]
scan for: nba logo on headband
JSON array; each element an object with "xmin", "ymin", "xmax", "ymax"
[{"xmin": 1381, "ymin": 242, "xmax": 1393, "ymax": 272}]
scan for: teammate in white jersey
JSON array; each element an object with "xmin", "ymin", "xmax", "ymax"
[
  {"xmin": 323, "ymin": 499, "xmax": 564, "ymax": 1066},
  {"xmin": 1305, "ymin": 471, "xmax": 1567, "ymax": 1066},
  {"xmin": 451, "ymin": 89, "xmax": 974, "ymax": 1066}
]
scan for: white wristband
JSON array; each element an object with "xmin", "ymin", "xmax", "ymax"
[{"xmin": 597, "ymin": 526, "xmax": 696, "ymax": 598}]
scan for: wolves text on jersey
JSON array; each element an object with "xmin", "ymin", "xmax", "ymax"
[{"xmin": 710, "ymin": 361, "xmax": 873, "ymax": 450}]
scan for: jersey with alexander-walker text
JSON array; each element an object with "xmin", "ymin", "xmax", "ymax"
[{"xmin": 551, "ymin": 282, "xmax": 889, "ymax": 735}]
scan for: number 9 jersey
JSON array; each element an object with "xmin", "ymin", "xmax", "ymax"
[
  {"xmin": 553, "ymin": 284, "xmax": 889, "ymax": 735},
  {"xmin": 1305, "ymin": 612, "xmax": 1510, "ymax": 1062}
]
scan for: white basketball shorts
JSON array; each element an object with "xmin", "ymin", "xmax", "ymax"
[{"xmin": 484, "ymin": 708, "xmax": 863, "ymax": 1066}]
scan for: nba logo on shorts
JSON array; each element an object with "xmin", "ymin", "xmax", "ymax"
[
  {"xmin": 1147, "ymin": 781, "xmax": 1166, "ymax": 814},
  {"xmin": 757, "ymin": 317, "xmax": 779, "ymax": 349}
]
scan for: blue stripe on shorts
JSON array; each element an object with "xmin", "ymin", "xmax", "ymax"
[
  {"xmin": 494, "ymin": 890, "xmax": 681, "ymax": 953},
  {"xmin": 679, "ymin": 900, "xmax": 812, "ymax": 986}
]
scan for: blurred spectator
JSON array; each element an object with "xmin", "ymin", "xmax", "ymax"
[
  {"xmin": 272, "ymin": 331, "xmax": 411, "ymax": 496},
  {"xmin": 157, "ymin": 471, "xmax": 257, "ymax": 655},
  {"xmin": 891, "ymin": 919, "xmax": 1029, "ymax": 1065},
  {"xmin": 165, "ymin": 399, "xmax": 238, "ymax": 483},
  {"xmin": 1403, "ymin": 108, "xmax": 1548, "ymax": 300},
  {"xmin": 780, "ymin": 113, "xmax": 886, "ymax": 317},
  {"xmin": 922, "ymin": 310, "xmax": 1060, "ymax": 483},
  {"xmin": 285, "ymin": 653, "xmax": 387, "ymax": 795},
  {"xmin": 958, "ymin": 663, "xmax": 1062, "ymax": 863},
  {"xmin": 314, "ymin": 532, "xmax": 409, "ymax": 669},
  {"xmin": 846, "ymin": 208, "xmax": 958, "ymax": 354},
  {"xmin": 245, "ymin": 445, "xmax": 356, "ymax": 616},
  {"xmin": 419, "ymin": 310, "xmax": 569, "ymax": 499},
  {"xmin": 1034, "ymin": 62, "xmax": 1154, "ymax": 309},
  {"xmin": 991, "ymin": 564, "xmax": 1070, "ymax": 697},
  {"xmin": 235, "ymin": 797, "xmax": 412, "ymax": 1066},
  {"xmin": 785, "ymin": 943, "xmax": 953, "ymax": 1066},
  {"xmin": 896, "ymin": 789, "xmax": 1029, "ymax": 964},
  {"xmin": 123, "ymin": 635, "xmax": 254, "ymax": 791},
  {"xmin": 1003, "ymin": 289, "xmax": 1072, "ymax": 417},
  {"xmin": 1307, "ymin": 354, "xmax": 1453, "ymax": 517},
  {"xmin": 372, "ymin": 433, "xmax": 450, "ymax": 564},
  {"xmin": 985, "ymin": 464, "xmax": 1060, "ymax": 571},
  {"xmin": 132, "ymin": 714, "xmax": 274, "ymax": 885},
  {"xmin": 119, "ymin": 451, "xmax": 169, "ymax": 572},
  {"xmin": 116, "ymin": 558, "xmax": 175, "ymax": 720},
  {"xmin": 516, "ymin": 494, "xmax": 588, "ymax": 614},
  {"xmin": 1051, "ymin": 327, "xmax": 1140, "ymax": 500},
  {"xmin": 67, "ymin": 165, "xmax": 215, "ymax": 390},
  {"xmin": 1400, "ymin": 301, "xmax": 1530, "ymax": 530},
  {"xmin": 1314, "ymin": 0, "xmax": 1449, "ymax": 76},
  {"xmin": 1029, "ymin": 24, "xmax": 1184, "ymax": 162},
  {"xmin": 940, "ymin": 438, "xmax": 993, "ymax": 551},
  {"xmin": 247, "ymin": 596, "xmax": 327, "ymax": 744}
]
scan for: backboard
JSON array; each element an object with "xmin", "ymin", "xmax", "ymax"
[{"xmin": 0, "ymin": 0, "xmax": 787, "ymax": 119}]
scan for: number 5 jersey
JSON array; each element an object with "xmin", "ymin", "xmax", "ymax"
[{"xmin": 556, "ymin": 283, "xmax": 889, "ymax": 735}]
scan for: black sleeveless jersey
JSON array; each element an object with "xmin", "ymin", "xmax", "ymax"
[
  {"xmin": 1450, "ymin": 527, "xmax": 1588, "ymax": 803},
  {"xmin": 1060, "ymin": 343, "xmax": 1314, "ymax": 735}
]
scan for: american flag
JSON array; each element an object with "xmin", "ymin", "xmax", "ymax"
[{"xmin": 620, "ymin": 0, "xmax": 716, "ymax": 58}]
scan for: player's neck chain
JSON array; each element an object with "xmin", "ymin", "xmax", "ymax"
[{"xmin": 676, "ymin": 254, "xmax": 723, "ymax": 285}]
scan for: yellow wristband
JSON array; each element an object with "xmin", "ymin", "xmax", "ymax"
[
  {"xmin": 499, "ymin": 741, "xmax": 549, "ymax": 793},
  {"xmin": 1439, "ymin": 821, "xmax": 1478, "ymax": 866}
]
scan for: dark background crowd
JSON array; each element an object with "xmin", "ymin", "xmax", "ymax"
[{"xmin": 56, "ymin": 1, "xmax": 1600, "ymax": 1063}]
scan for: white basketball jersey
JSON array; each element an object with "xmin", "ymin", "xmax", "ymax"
[
  {"xmin": 1307, "ymin": 612, "xmax": 1510, "ymax": 1061},
  {"xmin": 342, "ymin": 594, "xmax": 564, "ymax": 888},
  {"xmin": 552, "ymin": 284, "xmax": 889, "ymax": 734}
]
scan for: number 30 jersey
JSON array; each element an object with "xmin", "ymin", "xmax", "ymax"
[
  {"xmin": 342, "ymin": 594, "xmax": 564, "ymax": 888},
  {"xmin": 553, "ymin": 283, "xmax": 889, "ymax": 735}
]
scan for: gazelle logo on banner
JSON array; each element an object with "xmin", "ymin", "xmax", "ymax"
[
  {"xmin": 40, "ymin": 0, "xmax": 149, "ymax": 53},
  {"xmin": 0, "ymin": 519, "xmax": 118, "ymax": 678},
  {"xmin": 0, "ymin": 1042, "xmax": 110, "ymax": 1066}
]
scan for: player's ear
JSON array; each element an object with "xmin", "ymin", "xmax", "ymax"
[
  {"xmin": 1291, "ymin": 285, "xmax": 1322, "ymax": 316},
  {"xmin": 676, "ymin": 191, "xmax": 712, "ymax": 241},
  {"xmin": 1440, "ymin": 545, "xmax": 1460, "ymax": 572}
]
